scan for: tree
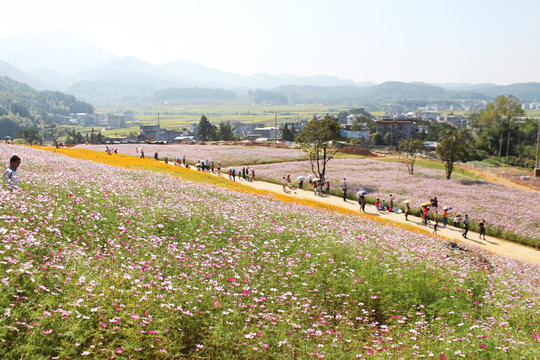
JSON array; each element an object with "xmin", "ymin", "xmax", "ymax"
[
  {"xmin": 296, "ymin": 115, "xmax": 344, "ymax": 181},
  {"xmin": 372, "ymin": 132, "xmax": 384, "ymax": 145},
  {"xmin": 399, "ymin": 138, "xmax": 425, "ymax": 175},
  {"xmin": 281, "ymin": 123, "xmax": 294, "ymax": 142},
  {"xmin": 384, "ymin": 132, "xmax": 393, "ymax": 146},
  {"xmin": 196, "ymin": 115, "xmax": 217, "ymax": 141},
  {"xmin": 436, "ymin": 128, "xmax": 473, "ymax": 179},
  {"xmin": 65, "ymin": 129, "xmax": 85, "ymax": 145},
  {"xmin": 475, "ymin": 95, "xmax": 524, "ymax": 158},
  {"xmin": 218, "ymin": 121, "xmax": 234, "ymax": 141},
  {"xmin": 16, "ymin": 128, "xmax": 43, "ymax": 145}
]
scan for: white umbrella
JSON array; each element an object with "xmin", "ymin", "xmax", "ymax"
[
  {"xmin": 297, "ymin": 176, "xmax": 305, "ymax": 181},
  {"xmin": 356, "ymin": 189, "xmax": 367, "ymax": 197},
  {"xmin": 443, "ymin": 206, "xmax": 453, "ymax": 211}
]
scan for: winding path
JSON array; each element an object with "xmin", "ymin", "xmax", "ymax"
[{"xmin": 210, "ymin": 169, "xmax": 540, "ymax": 266}]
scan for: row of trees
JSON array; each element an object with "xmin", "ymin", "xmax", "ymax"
[
  {"xmin": 298, "ymin": 95, "xmax": 538, "ymax": 181},
  {"xmin": 196, "ymin": 116, "xmax": 235, "ymax": 141}
]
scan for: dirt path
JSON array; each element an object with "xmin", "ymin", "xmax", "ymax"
[{"xmin": 206, "ymin": 169, "xmax": 540, "ymax": 266}]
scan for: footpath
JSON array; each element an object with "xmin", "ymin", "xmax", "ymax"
[{"xmin": 206, "ymin": 170, "xmax": 540, "ymax": 266}]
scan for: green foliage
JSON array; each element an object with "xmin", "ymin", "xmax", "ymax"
[
  {"xmin": 384, "ymin": 132, "xmax": 393, "ymax": 146},
  {"xmin": 372, "ymin": 131, "xmax": 384, "ymax": 145},
  {"xmin": 399, "ymin": 138, "xmax": 425, "ymax": 175},
  {"xmin": 474, "ymin": 95, "xmax": 525, "ymax": 158},
  {"xmin": 218, "ymin": 121, "xmax": 234, "ymax": 141},
  {"xmin": 0, "ymin": 76, "xmax": 93, "ymax": 133},
  {"xmin": 281, "ymin": 123, "xmax": 294, "ymax": 142},
  {"xmin": 65, "ymin": 129, "xmax": 85, "ymax": 144},
  {"xmin": 436, "ymin": 128, "xmax": 474, "ymax": 179},
  {"xmin": 249, "ymin": 89, "xmax": 288, "ymax": 105},
  {"xmin": 16, "ymin": 128, "xmax": 43, "ymax": 145},
  {"xmin": 196, "ymin": 115, "xmax": 217, "ymax": 141},
  {"xmin": 297, "ymin": 115, "xmax": 344, "ymax": 180},
  {"xmin": 0, "ymin": 118, "xmax": 21, "ymax": 137}
]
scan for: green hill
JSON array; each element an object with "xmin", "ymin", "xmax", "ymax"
[{"xmin": 0, "ymin": 76, "xmax": 93, "ymax": 137}]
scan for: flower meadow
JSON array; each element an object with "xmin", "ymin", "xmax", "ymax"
[
  {"xmin": 250, "ymin": 159, "xmax": 540, "ymax": 247},
  {"xmin": 77, "ymin": 144, "xmax": 307, "ymax": 167},
  {"xmin": 1, "ymin": 145, "xmax": 539, "ymax": 359}
]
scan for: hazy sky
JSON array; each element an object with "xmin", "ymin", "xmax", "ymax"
[{"xmin": 2, "ymin": 0, "xmax": 539, "ymax": 84}]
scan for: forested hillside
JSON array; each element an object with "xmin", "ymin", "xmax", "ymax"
[{"xmin": 0, "ymin": 76, "xmax": 93, "ymax": 137}]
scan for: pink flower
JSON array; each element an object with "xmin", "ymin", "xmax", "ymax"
[
  {"xmin": 116, "ymin": 349, "xmax": 123, "ymax": 354},
  {"xmin": 42, "ymin": 329, "xmax": 53, "ymax": 335}
]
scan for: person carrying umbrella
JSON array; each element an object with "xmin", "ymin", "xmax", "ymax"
[{"xmin": 356, "ymin": 189, "xmax": 367, "ymax": 213}]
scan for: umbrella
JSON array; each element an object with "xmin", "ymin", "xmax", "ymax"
[
  {"xmin": 297, "ymin": 176, "xmax": 305, "ymax": 181},
  {"xmin": 312, "ymin": 178, "xmax": 320, "ymax": 182},
  {"xmin": 421, "ymin": 201, "xmax": 431, "ymax": 207},
  {"xmin": 402, "ymin": 199, "xmax": 411, "ymax": 204},
  {"xmin": 443, "ymin": 206, "xmax": 453, "ymax": 211},
  {"xmin": 356, "ymin": 189, "xmax": 368, "ymax": 197}
]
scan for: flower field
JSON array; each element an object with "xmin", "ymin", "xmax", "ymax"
[
  {"xmin": 1, "ymin": 145, "xmax": 539, "ymax": 359},
  {"xmin": 250, "ymin": 159, "xmax": 540, "ymax": 246},
  {"xmin": 77, "ymin": 144, "xmax": 307, "ymax": 167}
]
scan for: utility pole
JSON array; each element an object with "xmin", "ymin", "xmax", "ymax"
[
  {"xmin": 535, "ymin": 117, "xmax": 540, "ymax": 177},
  {"xmin": 274, "ymin": 112, "xmax": 277, "ymax": 144}
]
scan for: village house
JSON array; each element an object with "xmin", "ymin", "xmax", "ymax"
[
  {"xmin": 375, "ymin": 119, "xmax": 417, "ymax": 145},
  {"xmin": 139, "ymin": 124, "xmax": 182, "ymax": 143}
]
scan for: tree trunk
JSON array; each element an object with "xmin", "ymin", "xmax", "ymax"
[{"xmin": 445, "ymin": 161, "xmax": 453, "ymax": 179}]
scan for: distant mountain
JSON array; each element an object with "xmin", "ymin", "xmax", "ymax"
[
  {"xmin": 1, "ymin": 31, "xmax": 540, "ymax": 106},
  {"xmin": 26, "ymin": 67, "xmax": 71, "ymax": 90},
  {"xmin": 0, "ymin": 30, "xmax": 118, "ymax": 74},
  {"xmin": 0, "ymin": 60, "xmax": 51, "ymax": 90},
  {"xmin": 157, "ymin": 60, "xmax": 362, "ymax": 89},
  {"xmin": 68, "ymin": 57, "xmax": 191, "ymax": 88},
  {"xmin": 272, "ymin": 85, "xmax": 370, "ymax": 104},
  {"xmin": 472, "ymin": 82, "xmax": 540, "ymax": 102}
]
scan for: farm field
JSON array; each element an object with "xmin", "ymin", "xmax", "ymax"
[
  {"xmin": 78, "ymin": 143, "xmax": 540, "ymax": 247},
  {"xmin": 99, "ymin": 104, "xmax": 333, "ymax": 138},
  {"xmin": 77, "ymin": 143, "xmax": 308, "ymax": 167},
  {"xmin": 0, "ymin": 145, "xmax": 539, "ymax": 359}
]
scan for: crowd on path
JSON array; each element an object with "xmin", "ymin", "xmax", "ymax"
[{"xmin": 20, "ymin": 146, "xmax": 488, "ymax": 241}]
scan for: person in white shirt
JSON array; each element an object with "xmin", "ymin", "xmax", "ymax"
[{"xmin": 3, "ymin": 155, "xmax": 21, "ymax": 190}]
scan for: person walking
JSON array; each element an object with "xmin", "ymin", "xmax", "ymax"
[
  {"xmin": 361, "ymin": 197, "xmax": 367, "ymax": 213},
  {"xmin": 479, "ymin": 219, "xmax": 486, "ymax": 240},
  {"xmin": 442, "ymin": 209, "xmax": 448, "ymax": 227},
  {"xmin": 422, "ymin": 206, "xmax": 428, "ymax": 225},
  {"xmin": 433, "ymin": 217, "xmax": 439, "ymax": 234},
  {"xmin": 3, "ymin": 155, "xmax": 21, "ymax": 190},
  {"xmin": 342, "ymin": 183, "xmax": 348, "ymax": 201},
  {"xmin": 405, "ymin": 202, "xmax": 410, "ymax": 221},
  {"xmin": 325, "ymin": 181, "xmax": 330, "ymax": 195},
  {"xmin": 462, "ymin": 215, "xmax": 470, "ymax": 239}
]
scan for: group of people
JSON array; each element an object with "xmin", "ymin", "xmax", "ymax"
[
  {"xmin": 375, "ymin": 194, "xmax": 396, "ymax": 213},
  {"xmin": 228, "ymin": 167, "xmax": 255, "ymax": 182},
  {"xmin": 285, "ymin": 174, "xmax": 332, "ymax": 196}
]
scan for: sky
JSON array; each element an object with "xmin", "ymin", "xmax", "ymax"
[{"xmin": 1, "ymin": 0, "xmax": 539, "ymax": 85}]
